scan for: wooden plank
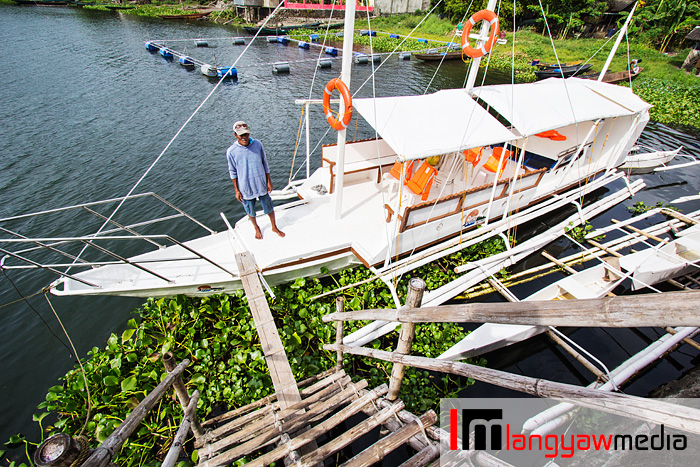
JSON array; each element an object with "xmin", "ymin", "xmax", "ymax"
[
  {"xmin": 201, "ymin": 396, "xmax": 274, "ymax": 428},
  {"xmin": 201, "ymin": 380, "xmax": 370, "ymax": 466},
  {"xmin": 322, "ymin": 290, "xmax": 700, "ymax": 328},
  {"xmin": 235, "ymin": 252, "xmax": 301, "ymax": 409},
  {"xmin": 326, "ymin": 344, "xmax": 700, "ymax": 436},
  {"xmin": 294, "ymin": 401, "xmax": 406, "ymax": 467},
  {"xmin": 340, "ymin": 411, "xmax": 437, "ymax": 467},
  {"xmin": 239, "ymin": 384, "xmax": 389, "ymax": 467}
]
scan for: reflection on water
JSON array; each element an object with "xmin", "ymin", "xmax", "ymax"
[{"xmin": 1, "ymin": 5, "xmax": 700, "ymax": 450}]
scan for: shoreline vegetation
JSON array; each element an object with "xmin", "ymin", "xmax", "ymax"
[{"xmin": 3, "ymin": 1, "xmax": 699, "ymax": 129}]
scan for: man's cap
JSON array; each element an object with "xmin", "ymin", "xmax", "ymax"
[{"xmin": 233, "ymin": 121, "xmax": 250, "ymax": 136}]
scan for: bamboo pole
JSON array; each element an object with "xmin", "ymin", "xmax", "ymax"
[
  {"xmin": 398, "ymin": 443, "xmax": 440, "ymax": 467},
  {"xmin": 611, "ymin": 218, "xmax": 668, "ymax": 243},
  {"xmin": 340, "ymin": 411, "xmax": 437, "ymax": 467},
  {"xmin": 388, "ymin": 278, "xmax": 425, "ymax": 400},
  {"xmin": 238, "ymin": 384, "xmax": 389, "ymax": 467},
  {"xmin": 82, "ymin": 359, "xmax": 190, "ymax": 467},
  {"xmin": 665, "ymin": 327, "xmax": 700, "ymax": 351},
  {"xmin": 198, "ymin": 375, "xmax": 351, "ymax": 447},
  {"xmin": 163, "ymin": 352, "xmax": 203, "ymax": 438},
  {"xmin": 322, "ymin": 290, "xmax": 700, "ymax": 328},
  {"xmin": 294, "ymin": 401, "xmax": 406, "ymax": 467},
  {"xmin": 201, "ymin": 368, "xmax": 345, "ymax": 429},
  {"xmin": 325, "ymin": 344, "xmax": 700, "ymax": 435},
  {"xmin": 161, "ymin": 390, "xmax": 200, "ymax": 467},
  {"xmin": 202, "ymin": 380, "xmax": 369, "ymax": 465},
  {"xmin": 546, "ymin": 330, "xmax": 607, "ymax": 381},
  {"xmin": 336, "ymin": 297, "xmax": 345, "ymax": 370},
  {"xmin": 661, "ymin": 208, "xmax": 700, "ymax": 225}
]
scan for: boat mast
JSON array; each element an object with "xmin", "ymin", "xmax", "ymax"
[
  {"xmin": 598, "ymin": 1, "xmax": 638, "ymax": 81},
  {"xmin": 334, "ymin": 0, "xmax": 357, "ymax": 220},
  {"xmin": 464, "ymin": 0, "xmax": 498, "ymax": 91}
]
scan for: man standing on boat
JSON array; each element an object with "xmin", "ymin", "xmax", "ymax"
[{"xmin": 227, "ymin": 121, "xmax": 285, "ymax": 240}]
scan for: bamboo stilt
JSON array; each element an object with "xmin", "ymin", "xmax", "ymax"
[
  {"xmin": 161, "ymin": 390, "xmax": 200, "ymax": 467},
  {"xmin": 336, "ymin": 297, "xmax": 345, "ymax": 370},
  {"xmin": 163, "ymin": 352, "xmax": 203, "ymax": 438},
  {"xmin": 388, "ymin": 278, "xmax": 425, "ymax": 401}
]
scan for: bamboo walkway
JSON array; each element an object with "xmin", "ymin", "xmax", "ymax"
[{"xmin": 191, "ymin": 252, "xmax": 443, "ymax": 467}]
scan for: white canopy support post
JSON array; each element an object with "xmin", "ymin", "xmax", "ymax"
[
  {"xmin": 599, "ymin": 1, "xmax": 638, "ymax": 81},
  {"xmin": 333, "ymin": 0, "xmax": 357, "ymax": 221},
  {"xmin": 305, "ymin": 101, "xmax": 311, "ymax": 179},
  {"xmin": 501, "ymin": 138, "xmax": 528, "ymax": 223},
  {"xmin": 465, "ymin": 0, "xmax": 499, "ymax": 91}
]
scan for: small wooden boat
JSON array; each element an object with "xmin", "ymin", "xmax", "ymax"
[
  {"xmin": 158, "ymin": 13, "xmax": 209, "ymax": 20},
  {"xmin": 413, "ymin": 50, "xmax": 464, "ymax": 61},
  {"xmin": 620, "ymin": 145, "xmax": 682, "ymax": 174},
  {"xmin": 582, "ymin": 66, "xmax": 643, "ymax": 84},
  {"xmin": 534, "ymin": 63, "xmax": 592, "ymax": 80},
  {"xmin": 12, "ymin": 0, "xmax": 69, "ymax": 4},
  {"xmin": 178, "ymin": 55, "xmax": 195, "ymax": 67},
  {"xmin": 439, "ymin": 223, "xmax": 700, "ymax": 359},
  {"xmin": 244, "ymin": 22, "xmax": 321, "ymax": 36}
]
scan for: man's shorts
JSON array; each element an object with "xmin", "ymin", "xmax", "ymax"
[{"xmin": 241, "ymin": 193, "xmax": 274, "ymax": 218}]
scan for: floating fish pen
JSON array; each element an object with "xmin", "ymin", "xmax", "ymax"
[
  {"xmin": 144, "ymin": 41, "xmax": 159, "ymax": 52},
  {"xmin": 325, "ymin": 46, "xmax": 338, "ymax": 56},
  {"xmin": 232, "ymin": 37, "xmax": 245, "ymax": 45},
  {"xmin": 194, "ymin": 39, "xmax": 208, "ymax": 47},
  {"xmin": 317, "ymin": 58, "xmax": 333, "ymax": 68},
  {"xmin": 200, "ymin": 63, "xmax": 217, "ymax": 77},
  {"xmin": 159, "ymin": 48, "xmax": 173, "ymax": 59},
  {"xmin": 354, "ymin": 54, "xmax": 369, "ymax": 64},
  {"xmin": 399, "ymin": 51, "xmax": 411, "ymax": 60},
  {"xmin": 217, "ymin": 66, "xmax": 237, "ymax": 79},
  {"xmin": 272, "ymin": 62, "xmax": 290, "ymax": 73},
  {"xmin": 298, "ymin": 41, "xmax": 310, "ymax": 49},
  {"xmin": 178, "ymin": 55, "xmax": 194, "ymax": 67}
]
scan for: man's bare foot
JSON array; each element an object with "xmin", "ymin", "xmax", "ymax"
[
  {"xmin": 254, "ymin": 229, "xmax": 263, "ymax": 240},
  {"xmin": 272, "ymin": 228, "xmax": 286, "ymax": 238}
]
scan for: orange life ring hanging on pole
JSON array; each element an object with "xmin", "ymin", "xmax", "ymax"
[
  {"xmin": 323, "ymin": 78, "xmax": 353, "ymax": 131},
  {"xmin": 461, "ymin": 10, "xmax": 499, "ymax": 59}
]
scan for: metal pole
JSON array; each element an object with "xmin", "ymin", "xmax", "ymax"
[
  {"xmin": 333, "ymin": 0, "xmax": 357, "ymax": 220},
  {"xmin": 598, "ymin": 1, "xmax": 638, "ymax": 81}
]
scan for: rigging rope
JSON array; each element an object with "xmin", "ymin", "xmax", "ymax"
[{"xmin": 44, "ymin": 291, "xmax": 93, "ymax": 437}]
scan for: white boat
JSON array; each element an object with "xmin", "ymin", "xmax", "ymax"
[
  {"xmin": 1, "ymin": 2, "xmax": 653, "ymax": 299},
  {"xmin": 439, "ymin": 223, "xmax": 700, "ymax": 360},
  {"xmin": 619, "ymin": 145, "xmax": 682, "ymax": 174}
]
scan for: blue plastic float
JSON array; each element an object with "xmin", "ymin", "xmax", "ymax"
[{"xmin": 217, "ymin": 67, "xmax": 238, "ymax": 79}]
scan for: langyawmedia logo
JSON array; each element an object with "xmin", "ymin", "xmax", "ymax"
[{"xmin": 444, "ymin": 400, "xmax": 692, "ymax": 463}]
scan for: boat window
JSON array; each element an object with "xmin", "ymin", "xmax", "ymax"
[{"xmin": 552, "ymin": 141, "xmax": 594, "ymax": 170}]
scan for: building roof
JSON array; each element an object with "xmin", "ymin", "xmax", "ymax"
[{"xmin": 686, "ymin": 26, "xmax": 700, "ymax": 42}]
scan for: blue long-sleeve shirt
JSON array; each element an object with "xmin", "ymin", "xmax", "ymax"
[{"xmin": 226, "ymin": 138, "xmax": 270, "ymax": 200}]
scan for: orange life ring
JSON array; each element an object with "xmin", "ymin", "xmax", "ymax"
[
  {"xmin": 461, "ymin": 10, "xmax": 499, "ymax": 59},
  {"xmin": 323, "ymin": 78, "xmax": 353, "ymax": 131}
]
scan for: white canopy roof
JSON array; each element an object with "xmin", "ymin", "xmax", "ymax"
[
  {"xmin": 353, "ymin": 88, "xmax": 517, "ymax": 160},
  {"xmin": 471, "ymin": 77, "xmax": 652, "ymax": 137}
]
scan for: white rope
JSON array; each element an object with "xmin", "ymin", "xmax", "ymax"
[{"xmin": 66, "ymin": 2, "xmax": 286, "ymax": 272}]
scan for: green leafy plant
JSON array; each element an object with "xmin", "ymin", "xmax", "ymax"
[{"xmin": 19, "ymin": 234, "xmax": 512, "ymax": 466}]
